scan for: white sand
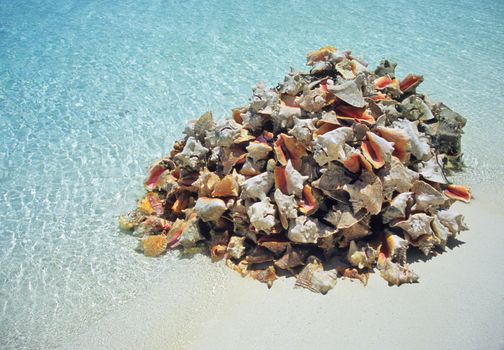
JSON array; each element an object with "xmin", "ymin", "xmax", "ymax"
[{"xmin": 62, "ymin": 186, "xmax": 504, "ymax": 350}]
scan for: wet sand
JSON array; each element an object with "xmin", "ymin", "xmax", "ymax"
[{"xmin": 62, "ymin": 186, "xmax": 504, "ymax": 350}]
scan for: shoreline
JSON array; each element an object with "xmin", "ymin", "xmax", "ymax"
[{"xmin": 61, "ymin": 185, "xmax": 504, "ymax": 350}]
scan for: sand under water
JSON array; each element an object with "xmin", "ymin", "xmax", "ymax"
[{"xmin": 1, "ymin": 0, "xmax": 504, "ymax": 349}]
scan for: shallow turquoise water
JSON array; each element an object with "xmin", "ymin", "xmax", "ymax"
[{"xmin": 1, "ymin": 0, "xmax": 503, "ymax": 348}]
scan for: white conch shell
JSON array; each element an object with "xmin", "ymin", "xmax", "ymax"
[
  {"xmin": 297, "ymin": 86, "xmax": 328, "ymax": 113},
  {"xmin": 401, "ymin": 95, "xmax": 435, "ymax": 122},
  {"xmin": 226, "ymin": 236, "xmax": 246, "ymax": 260},
  {"xmin": 411, "ymin": 180, "xmax": 446, "ymax": 212},
  {"xmin": 184, "ymin": 111, "xmax": 215, "ymax": 142},
  {"xmin": 365, "ymin": 131, "xmax": 395, "ymax": 164},
  {"xmin": 274, "ymin": 189, "xmax": 298, "ymax": 229},
  {"xmin": 272, "ymin": 106, "xmax": 302, "ymax": 131},
  {"xmin": 383, "ymin": 232, "xmax": 409, "ymax": 264},
  {"xmin": 393, "ymin": 213, "xmax": 435, "ymax": 255},
  {"xmin": 288, "ymin": 215, "xmax": 319, "ymax": 243},
  {"xmin": 295, "ymin": 257, "xmax": 337, "ymax": 294},
  {"xmin": 377, "ymin": 257, "xmax": 419, "ymax": 286},
  {"xmin": 211, "ymin": 119, "xmax": 243, "ymax": 148},
  {"xmin": 247, "ymin": 197, "xmax": 277, "ymax": 233},
  {"xmin": 285, "ymin": 160, "xmax": 308, "ymax": 197},
  {"xmin": 251, "ymin": 83, "xmax": 279, "ymax": 115},
  {"xmin": 174, "ymin": 137, "xmax": 209, "ymax": 170},
  {"xmin": 382, "ymin": 192, "xmax": 412, "ymax": 223},
  {"xmin": 246, "ymin": 141, "xmax": 273, "ymax": 162},
  {"xmin": 347, "ymin": 240, "xmax": 378, "ymax": 269},
  {"xmin": 437, "ymin": 208, "xmax": 468, "ymax": 235},
  {"xmin": 327, "ymin": 77, "xmax": 366, "ymax": 108},
  {"xmin": 392, "ymin": 119, "xmax": 431, "ymax": 161},
  {"xmin": 194, "ymin": 197, "xmax": 227, "ymax": 222},
  {"xmin": 313, "ymin": 127, "xmax": 354, "ymax": 166},
  {"xmin": 288, "ymin": 117, "xmax": 315, "ymax": 145},
  {"xmin": 343, "ymin": 171, "xmax": 383, "ymax": 215},
  {"xmin": 241, "ymin": 172, "xmax": 274, "ymax": 200},
  {"xmin": 431, "ymin": 215, "xmax": 451, "ymax": 249},
  {"xmin": 193, "ymin": 168, "xmax": 220, "ymax": 197},
  {"xmin": 380, "ymin": 157, "xmax": 419, "ymax": 200},
  {"xmin": 418, "ymin": 155, "xmax": 448, "ymax": 184}
]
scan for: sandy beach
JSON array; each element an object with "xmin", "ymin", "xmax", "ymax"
[{"xmin": 62, "ymin": 184, "xmax": 504, "ymax": 350}]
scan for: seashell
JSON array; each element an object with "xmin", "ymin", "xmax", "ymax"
[
  {"xmin": 138, "ymin": 192, "xmax": 164, "ymax": 216},
  {"xmin": 171, "ymin": 192, "xmax": 190, "ymax": 215},
  {"xmin": 312, "ymin": 162, "xmax": 352, "ymax": 199},
  {"xmin": 379, "ymin": 157, "xmax": 419, "ymax": 200},
  {"xmin": 399, "ymin": 74, "xmax": 423, "ymax": 93},
  {"xmin": 343, "ymin": 150, "xmax": 372, "ymax": 173},
  {"xmin": 375, "ymin": 126, "xmax": 411, "ymax": 163},
  {"xmin": 437, "ymin": 208, "xmax": 468, "ymax": 235},
  {"xmin": 274, "ymin": 160, "xmax": 308, "ymax": 197},
  {"xmin": 226, "ymin": 236, "xmax": 247, "ymax": 260},
  {"xmin": 306, "ymin": 46, "xmax": 337, "ymax": 65},
  {"xmin": 335, "ymin": 105, "xmax": 375, "ymax": 124},
  {"xmin": 273, "ymin": 188, "xmax": 298, "ymax": 229},
  {"xmin": 327, "ymin": 77, "xmax": 366, "ymax": 108},
  {"xmin": 411, "ymin": 180, "xmax": 446, "ymax": 212},
  {"xmin": 246, "ymin": 246, "xmax": 275, "ymax": 264},
  {"xmin": 221, "ymin": 146, "xmax": 247, "ymax": 175},
  {"xmin": 299, "ymin": 184, "xmax": 318, "ymax": 215},
  {"xmin": 335, "ymin": 59, "xmax": 356, "ymax": 80},
  {"xmin": 392, "ymin": 119, "xmax": 431, "ymax": 161},
  {"xmin": 377, "ymin": 255, "xmax": 419, "ymax": 286},
  {"xmin": 288, "ymin": 215, "xmax": 319, "ymax": 243},
  {"xmin": 381, "ymin": 232, "xmax": 409, "ymax": 264},
  {"xmin": 210, "ymin": 244, "xmax": 227, "ymax": 261},
  {"xmin": 382, "ymin": 192, "xmax": 413, "ymax": 223},
  {"xmin": 443, "ymin": 184, "xmax": 471, "ymax": 203},
  {"xmin": 211, "ymin": 173, "xmax": 241, "ymax": 197},
  {"xmin": 339, "ymin": 216, "xmax": 371, "ymax": 246},
  {"xmin": 178, "ymin": 213, "xmax": 203, "ymax": 249},
  {"xmin": 241, "ymin": 172, "xmax": 274, "ymax": 201},
  {"xmin": 240, "ymin": 109, "xmax": 267, "ymax": 132},
  {"xmin": 194, "ymin": 197, "xmax": 227, "ymax": 222},
  {"xmin": 233, "ymin": 128, "xmax": 256, "ymax": 144},
  {"xmin": 192, "ymin": 168, "xmax": 220, "ymax": 197},
  {"xmin": 374, "ymin": 59, "xmax": 397, "ymax": 78},
  {"xmin": 279, "ymin": 71, "xmax": 307, "ymax": 96},
  {"xmin": 184, "ymin": 111, "xmax": 215, "ymax": 142},
  {"xmin": 288, "ymin": 117, "xmax": 315, "ymax": 145},
  {"xmin": 393, "ymin": 213, "xmax": 435, "ymax": 255},
  {"xmin": 297, "ymin": 86, "xmax": 332, "ymax": 113},
  {"xmin": 343, "ymin": 171, "xmax": 383, "ymax": 215},
  {"xmin": 258, "ymin": 237, "xmax": 289, "ymax": 255},
  {"xmin": 361, "ymin": 131, "xmax": 394, "ymax": 169},
  {"xmin": 272, "ymin": 105, "xmax": 302, "ymax": 131},
  {"xmin": 248, "ymin": 265, "xmax": 277, "ymax": 289},
  {"xmin": 324, "ymin": 203, "xmax": 366, "ymax": 229},
  {"xmin": 213, "ymin": 119, "xmax": 243, "ymax": 148},
  {"xmin": 313, "ymin": 126, "xmax": 354, "ymax": 166},
  {"xmin": 118, "ymin": 210, "xmax": 145, "ymax": 232},
  {"xmin": 164, "ymin": 218, "xmax": 187, "ymax": 248},
  {"xmin": 136, "ymin": 216, "xmax": 171, "ymax": 236},
  {"xmin": 274, "ymin": 133, "xmax": 307, "ymax": 170},
  {"xmin": 250, "ymin": 83, "xmax": 279, "ymax": 115},
  {"xmin": 141, "ymin": 234, "xmax": 168, "ymax": 257},
  {"xmin": 347, "ymin": 240, "xmax": 378, "ymax": 269},
  {"xmin": 336, "ymin": 266, "xmax": 369, "ymax": 286},
  {"xmin": 274, "ymin": 244, "xmax": 307, "ymax": 271},
  {"xmin": 374, "ymin": 75, "xmax": 400, "ymax": 90},
  {"xmin": 225, "ymin": 258, "xmax": 249, "ymax": 277},
  {"xmin": 144, "ymin": 160, "xmax": 170, "ymax": 191},
  {"xmin": 431, "ymin": 215, "xmax": 451, "ymax": 249},
  {"xmin": 418, "ymin": 155, "xmax": 448, "ymax": 184},
  {"xmin": 295, "ymin": 257, "xmax": 337, "ymax": 294},
  {"xmin": 174, "ymin": 137, "xmax": 209, "ymax": 170},
  {"xmin": 400, "ymin": 95, "xmax": 435, "ymax": 122},
  {"xmin": 247, "ymin": 197, "xmax": 277, "ymax": 234}
]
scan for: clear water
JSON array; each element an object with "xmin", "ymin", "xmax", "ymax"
[{"xmin": 1, "ymin": 0, "xmax": 503, "ymax": 348}]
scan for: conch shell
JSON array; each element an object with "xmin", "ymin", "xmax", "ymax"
[
  {"xmin": 295, "ymin": 257, "xmax": 337, "ymax": 294},
  {"xmin": 241, "ymin": 172, "xmax": 274, "ymax": 201},
  {"xmin": 343, "ymin": 171, "xmax": 383, "ymax": 215},
  {"xmin": 444, "ymin": 184, "xmax": 471, "ymax": 203},
  {"xmin": 377, "ymin": 254, "xmax": 419, "ymax": 286},
  {"xmin": 313, "ymin": 127, "xmax": 354, "ymax": 166},
  {"xmin": 194, "ymin": 197, "xmax": 227, "ymax": 222},
  {"xmin": 274, "ymin": 189, "xmax": 298, "ymax": 229},
  {"xmin": 227, "ymin": 236, "xmax": 246, "ymax": 260},
  {"xmin": 347, "ymin": 240, "xmax": 378, "ymax": 269},
  {"xmin": 382, "ymin": 192, "xmax": 412, "ymax": 224},
  {"xmin": 411, "ymin": 180, "xmax": 446, "ymax": 212},
  {"xmin": 361, "ymin": 131, "xmax": 394, "ymax": 169},
  {"xmin": 247, "ymin": 198, "xmax": 277, "ymax": 234}
]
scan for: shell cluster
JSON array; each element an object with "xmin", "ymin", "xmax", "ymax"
[{"xmin": 119, "ymin": 46, "xmax": 471, "ymax": 293}]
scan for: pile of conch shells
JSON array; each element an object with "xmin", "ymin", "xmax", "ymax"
[{"xmin": 119, "ymin": 46, "xmax": 471, "ymax": 294}]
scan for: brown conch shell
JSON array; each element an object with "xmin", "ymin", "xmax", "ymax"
[
  {"xmin": 411, "ymin": 180, "xmax": 446, "ymax": 212},
  {"xmin": 194, "ymin": 168, "xmax": 220, "ymax": 197},
  {"xmin": 380, "ymin": 157, "xmax": 419, "ymax": 200},
  {"xmin": 211, "ymin": 172, "xmax": 241, "ymax": 197},
  {"xmin": 295, "ymin": 257, "xmax": 338, "ymax": 294},
  {"xmin": 299, "ymin": 185, "xmax": 318, "ymax": 215},
  {"xmin": 248, "ymin": 266, "xmax": 277, "ymax": 289},
  {"xmin": 306, "ymin": 46, "xmax": 337, "ymax": 65},
  {"xmin": 381, "ymin": 232, "xmax": 409, "ymax": 264},
  {"xmin": 347, "ymin": 240, "xmax": 378, "ymax": 269},
  {"xmin": 375, "ymin": 126, "xmax": 411, "ymax": 163},
  {"xmin": 399, "ymin": 74, "xmax": 423, "ymax": 93},
  {"xmin": 382, "ymin": 192, "xmax": 412, "ymax": 224}
]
